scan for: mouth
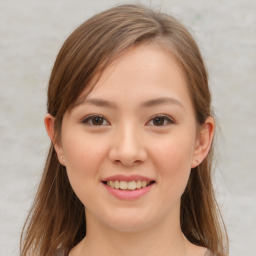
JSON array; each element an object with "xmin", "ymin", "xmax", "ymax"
[{"xmin": 102, "ymin": 180, "xmax": 156, "ymax": 191}]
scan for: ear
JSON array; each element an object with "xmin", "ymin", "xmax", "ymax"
[
  {"xmin": 44, "ymin": 113, "xmax": 66, "ymax": 166},
  {"xmin": 191, "ymin": 116, "xmax": 215, "ymax": 168}
]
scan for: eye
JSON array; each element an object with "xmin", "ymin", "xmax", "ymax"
[
  {"xmin": 82, "ymin": 114, "xmax": 110, "ymax": 126},
  {"xmin": 147, "ymin": 115, "xmax": 174, "ymax": 126}
]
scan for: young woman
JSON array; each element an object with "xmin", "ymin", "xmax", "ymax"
[{"xmin": 20, "ymin": 4, "xmax": 228, "ymax": 256}]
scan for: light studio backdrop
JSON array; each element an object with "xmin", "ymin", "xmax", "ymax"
[{"xmin": 0, "ymin": 0, "xmax": 255, "ymax": 255}]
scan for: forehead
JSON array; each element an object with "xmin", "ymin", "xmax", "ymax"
[{"xmin": 73, "ymin": 43, "xmax": 193, "ymax": 113}]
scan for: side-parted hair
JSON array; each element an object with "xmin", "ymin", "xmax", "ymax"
[{"xmin": 20, "ymin": 4, "xmax": 228, "ymax": 256}]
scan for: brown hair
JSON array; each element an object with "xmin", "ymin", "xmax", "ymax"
[{"xmin": 20, "ymin": 4, "xmax": 228, "ymax": 256}]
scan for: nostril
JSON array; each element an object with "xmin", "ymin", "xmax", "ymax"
[
  {"xmin": 113, "ymin": 159, "xmax": 141, "ymax": 167},
  {"xmin": 108, "ymin": 140, "xmax": 147, "ymax": 166}
]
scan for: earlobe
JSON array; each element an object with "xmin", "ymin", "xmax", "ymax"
[
  {"xmin": 191, "ymin": 116, "xmax": 215, "ymax": 168},
  {"xmin": 44, "ymin": 114, "xmax": 66, "ymax": 165}
]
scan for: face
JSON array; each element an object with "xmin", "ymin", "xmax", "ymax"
[{"xmin": 52, "ymin": 44, "xmax": 208, "ymax": 233}]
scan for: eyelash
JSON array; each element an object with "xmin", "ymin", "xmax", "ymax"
[
  {"xmin": 81, "ymin": 114, "xmax": 175, "ymax": 127},
  {"xmin": 147, "ymin": 115, "xmax": 175, "ymax": 127},
  {"xmin": 82, "ymin": 114, "xmax": 110, "ymax": 126}
]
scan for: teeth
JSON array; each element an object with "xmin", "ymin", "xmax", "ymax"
[
  {"xmin": 141, "ymin": 181, "xmax": 147, "ymax": 188},
  {"xmin": 114, "ymin": 180, "xmax": 119, "ymax": 189},
  {"xmin": 136, "ymin": 180, "xmax": 142, "ymax": 189},
  {"xmin": 120, "ymin": 181, "xmax": 128, "ymax": 190},
  {"xmin": 106, "ymin": 180, "xmax": 152, "ymax": 190},
  {"xmin": 128, "ymin": 181, "xmax": 136, "ymax": 190}
]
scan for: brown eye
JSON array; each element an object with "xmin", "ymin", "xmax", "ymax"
[
  {"xmin": 147, "ymin": 115, "xmax": 174, "ymax": 126},
  {"xmin": 153, "ymin": 117, "xmax": 165, "ymax": 126},
  {"xmin": 92, "ymin": 116, "xmax": 104, "ymax": 125},
  {"xmin": 82, "ymin": 115, "xmax": 110, "ymax": 126}
]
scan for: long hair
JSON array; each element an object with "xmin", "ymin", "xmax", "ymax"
[{"xmin": 20, "ymin": 4, "xmax": 228, "ymax": 256}]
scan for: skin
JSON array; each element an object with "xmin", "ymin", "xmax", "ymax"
[{"xmin": 45, "ymin": 43, "xmax": 214, "ymax": 256}]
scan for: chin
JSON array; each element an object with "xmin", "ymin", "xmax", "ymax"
[{"xmin": 102, "ymin": 212, "xmax": 158, "ymax": 233}]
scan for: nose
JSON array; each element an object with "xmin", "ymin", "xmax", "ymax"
[{"xmin": 108, "ymin": 124, "xmax": 147, "ymax": 167}]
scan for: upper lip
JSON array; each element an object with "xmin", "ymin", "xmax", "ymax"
[{"xmin": 102, "ymin": 175, "xmax": 155, "ymax": 182}]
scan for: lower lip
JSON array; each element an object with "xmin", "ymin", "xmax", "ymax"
[{"xmin": 102, "ymin": 183, "xmax": 154, "ymax": 200}]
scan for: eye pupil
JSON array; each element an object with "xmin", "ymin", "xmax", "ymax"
[
  {"xmin": 92, "ymin": 117, "xmax": 104, "ymax": 125},
  {"xmin": 153, "ymin": 117, "xmax": 165, "ymax": 126}
]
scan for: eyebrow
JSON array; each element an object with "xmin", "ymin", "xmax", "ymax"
[
  {"xmin": 79, "ymin": 98, "xmax": 117, "ymax": 108},
  {"xmin": 141, "ymin": 97, "xmax": 184, "ymax": 108},
  {"xmin": 78, "ymin": 97, "xmax": 184, "ymax": 109}
]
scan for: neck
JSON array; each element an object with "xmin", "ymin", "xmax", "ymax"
[{"xmin": 80, "ymin": 210, "xmax": 187, "ymax": 256}]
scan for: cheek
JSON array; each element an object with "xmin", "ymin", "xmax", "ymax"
[
  {"xmin": 61, "ymin": 132, "xmax": 109, "ymax": 201},
  {"xmin": 151, "ymin": 132, "xmax": 195, "ymax": 168},
  {"xmin": 63, "ymin": 132, "xmax": 107, "ymax": 172},
  {"xmin": 149, "ymin": 133, "xmax": 195, "ymax": 192}
]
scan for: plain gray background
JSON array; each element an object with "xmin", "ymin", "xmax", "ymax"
[{"xmin": 0, "ymin": 0, "xmax": 255, "ymax": 255}]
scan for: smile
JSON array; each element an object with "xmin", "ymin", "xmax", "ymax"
[
  {"xmin": 101, "ymin": 175, "xmax": 156, "ymax": 200},
  {"xmin": 103, "ymin": 180, "xmax": 155, "ymax": 191}
]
